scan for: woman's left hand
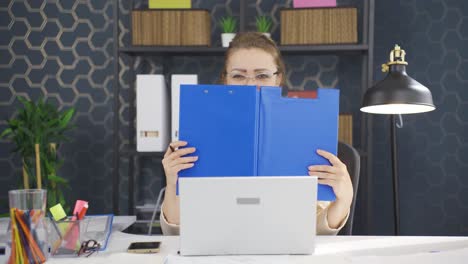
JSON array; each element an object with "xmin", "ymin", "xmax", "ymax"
[{"xmin": 308, "ymin": 149, "xmax": 353, "ymax": 207}]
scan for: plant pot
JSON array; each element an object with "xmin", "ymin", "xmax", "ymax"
[{"xmin": 221, "ymin": 33, "xmax": 236, "ymax": 47}]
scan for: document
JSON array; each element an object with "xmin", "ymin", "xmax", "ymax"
[{"xmin": 179, "ymin": 85, "xmax": 339, "ymax": 201}]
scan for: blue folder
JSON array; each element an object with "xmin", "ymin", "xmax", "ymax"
[{"xmin": 179, "ymin": 84, "xmax": 339, "ymax": 201}]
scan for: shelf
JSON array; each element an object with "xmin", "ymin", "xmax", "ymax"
[
  {"xmin": 119, "ymin": 44, "xmax": 368, "ymax": 56},
  {"xmin": 120, "ymin": 46, "xmax": 227, "ymax": 55},
  {"xmin": 120, "ymin": 150, "xmax": 165, "ymax": 158},
  {"xmin": 280, "ymin": 44, "xmax": 368, "ymax": 54}
]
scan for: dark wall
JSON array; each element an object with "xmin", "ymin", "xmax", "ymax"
[
  {"xmin": 0, "ymin": 1, "xmax": 115, "ymax": 214},
  {"xmin": 371, "ymin": 0, "xmax": 468, "ymax": 235},
  {"xmin": 1, "ymin": 0, "xmax": 467, "ymax": 235}
]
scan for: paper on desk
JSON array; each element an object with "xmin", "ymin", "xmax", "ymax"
[{"xmin": 164, "ymin": 254, "xmax": 290, "ymax": 264}]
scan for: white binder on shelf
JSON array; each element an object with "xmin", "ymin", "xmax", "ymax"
[
  {"xmin": 171, "ymin": 74, "xmax": 198, "ymax": 142},
  {"xmin": 136, "ymin": 74, "xmax": 169, "ymax": 152}
]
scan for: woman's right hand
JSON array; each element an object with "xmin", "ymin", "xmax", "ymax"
[{"xmin": 162, "ymin": 141, "xmax": 198, "ymax": 187}]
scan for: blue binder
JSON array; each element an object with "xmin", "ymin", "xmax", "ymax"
[{"xmin": 179, "ymin": 84, "xmax": 339, "ymax": 201}]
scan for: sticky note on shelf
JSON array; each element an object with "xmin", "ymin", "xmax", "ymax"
[
  {"xmin": 50, "ymin": 204, "xmax": 67, "ymax": 221},
  {"xmin": 149, "ymin": 0, "xmax": 191, "ymax": 9}
]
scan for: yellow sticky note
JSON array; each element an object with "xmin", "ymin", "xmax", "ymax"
[
  {"xmin": 50, "ymin": 204, "xmax": 67, "ymax": 221},
  {"xmin": 149, "ymin": 0, "xmax": 191, "ymax": 9}
]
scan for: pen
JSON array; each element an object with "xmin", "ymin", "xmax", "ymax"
[
  {"xmin": 77, "ymin": 203, "xmax": 88, "ymax": 220},
  {"xmin": 48, "ymin": 213, "xmax": 63, "ymax": 240}
]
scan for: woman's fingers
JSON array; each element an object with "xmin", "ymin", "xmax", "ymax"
[
  {"xmin": 316, "ymin": 149, "xmax": 345, "ymax": 168},
  {"xmin": 167, "ymin": 147, "xmax": 196, "ymax": 160},
  {"xmin": 174, "ymin": 163, "xmax": 195, "ymax": 172},
  {"xmin": 308, "ymin": 171, "xmax": 336, "ymax": 180},
  {"xmin": 164, "ymin": 141, "xmax": 188, "ymax": 157},
  {"xmin": 318, "ymin": 179, "xmax": 335, "ymax": 187},
  {"xmin": 308, "ymin": 165, "xmax": 337, "ymax": 174},
  {"xmin": 168, "ymin": 156, "xmax": 198, "ymax": 167}
]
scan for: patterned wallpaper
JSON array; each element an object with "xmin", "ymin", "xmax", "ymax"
[
  {"xmin": 371, "ymin": 0, "xmax": 468, "ymax": 235},
  {"xmin": 1, "ymin": 0, "xmax": 467, "ymax": 235},
  {"xmin": 0, "ymin": 1, "xmax": 115, "ymax": 214}
]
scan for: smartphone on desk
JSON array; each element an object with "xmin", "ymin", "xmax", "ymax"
[{"xmin": 127, "ymin": 241, "xmax": 161, "ymax": 254}]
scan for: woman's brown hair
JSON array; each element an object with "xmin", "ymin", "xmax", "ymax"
[{"xmin": 219, "ymin": 32, "xmax": 286, "ymax": 87}]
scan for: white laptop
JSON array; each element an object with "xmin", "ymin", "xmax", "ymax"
[{"xmin": 179, "ymin": 176, "xmax": 317, "ymax": 256}]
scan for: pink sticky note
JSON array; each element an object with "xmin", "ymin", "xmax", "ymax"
[{"xmin": 293, "ymin": 0, "xmax": 337, "ymax": 8}]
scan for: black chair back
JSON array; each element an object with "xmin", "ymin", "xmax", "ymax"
[{"xmin": 337, "ymin": 142, "xmax": 360, "ymax": 235}]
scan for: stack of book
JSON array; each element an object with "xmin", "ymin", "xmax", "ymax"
[
  {"xmin": 338, "ymin": 114, "xmax": 353, "ymax": 145},
  {"xmin": 280, "ymin": 7, "xmax": 357, "ymax": 45},
  {"xmin": 132, "ymin": 10, "xmax": 210, "ymax": 46}
]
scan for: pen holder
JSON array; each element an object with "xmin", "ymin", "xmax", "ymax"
[
  {"xmin": 7, "ymin": 189, "xmax": 49, "ymax": 264},
  {"xmin": 48, "ymin": 217, "xmax": 90, "ymax": 257},
  {"xmin": 48, "ymin": 214, "xmax": 113, "ymax": 257}
]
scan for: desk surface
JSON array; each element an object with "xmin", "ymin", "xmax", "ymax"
[{"xmin": 2, "ymin": 217, "xmax": 468, "ymax": 263}]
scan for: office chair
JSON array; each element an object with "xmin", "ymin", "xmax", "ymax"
[
  {"xmin": 337, "ymin": 141, "xmax": 361, "ymax": 235},
  {"xmin": 148, "ymin": 187, "xmax": 166, "ymax": 235}
]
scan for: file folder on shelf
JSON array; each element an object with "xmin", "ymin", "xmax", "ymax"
[
  {"xmin": 136, "ymin": 74, "xmax": 169, "ymax": 152},
  {"xmin": 179, "ymin": 85, "xmax": 339, "ymax": 201},
  {"xmin": 171, "ymin": 75, "xmax": 198, "ymax": 142}
]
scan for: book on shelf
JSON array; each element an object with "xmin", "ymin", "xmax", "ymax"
[{"xmin": 338, "ymin": 114, "xmax": 353, "ymax": 146}]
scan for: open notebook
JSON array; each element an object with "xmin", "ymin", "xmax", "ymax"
[{"xmin": 178, "ymin": 85, "xmax": 339, "ymax": 201}]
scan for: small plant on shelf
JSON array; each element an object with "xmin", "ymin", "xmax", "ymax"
[
  {"xmin": 219, "ymin": 15, "xmax": 237, "ymax": 47},
  {"xmin": 256, "ymin": 15, "xmax": 273, "ymax": 37},
  {"xmin": 219, "ymin": 15, "xmax": 237, "ymax": 33}
]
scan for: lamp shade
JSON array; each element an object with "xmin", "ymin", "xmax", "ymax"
[{"xmin": 360, "ymin": 45, "xmax": 435, "ymax": 114}]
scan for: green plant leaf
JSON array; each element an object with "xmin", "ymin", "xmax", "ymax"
[
  {"xmin": 256, "ymin": 15, "xmax": 272, "ymax": 33},
  {"xmin": 48, "ymin": 174, "xmax": 69, "ymax": 185},
  {"xmin": 59, "ymin": 108, "xmax": 75, "ymax": 128},
  {"xmin": 0, "ymin": 128, "xmax": 12, "ymax": 139},
  {"xmin": 219, "ymin": 16, "xmax": 237, "ymax": 33}
]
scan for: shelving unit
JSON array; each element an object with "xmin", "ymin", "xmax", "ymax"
[
  {"xmin": 119, "ymin": 44, "xmax": 369, "ymax": 55},
  {"xmin": 113, "ymin": 0, "xmax": 375, "ymax": 233}
]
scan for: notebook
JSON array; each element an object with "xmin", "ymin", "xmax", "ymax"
[{"xmin": 178, "ymin": 85, "xmax": 339, "ymax": 201}]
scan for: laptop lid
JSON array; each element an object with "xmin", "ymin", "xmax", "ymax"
[{"xmin": 179, "ymin": 176, "xmax": 317, "ymax": 255}]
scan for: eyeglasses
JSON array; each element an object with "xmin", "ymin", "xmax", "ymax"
[
  {"xmin": 226, "ymin": 70, "xmax": 279, "ymax": 85},
  {"xmin": 77, "ymin": 239, "xmax": 101, "ymax": 257}
]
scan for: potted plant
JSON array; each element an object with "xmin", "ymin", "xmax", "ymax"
[
  {"xmin": 219, "ymin": 15, "xmax": 237, "ymax": 47},
  {"xmin": 1, "ymin": 97, "xmax": 75, "ymax": 210},
  {"xmin": 256, "ymin": 15, "xmax": 273, "ymax": 38}
]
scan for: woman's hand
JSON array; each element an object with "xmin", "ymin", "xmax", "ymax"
[
  {"xmin": 308, "ymin": 149, "xmax": 353, "ymax": 229},
  {"xmin": 162, "ymin": 141, "xmax": 198, "ymax": 187},
  {"xmin": 308, "ymin": 149, "xmax": 353, "ymax": 207}
]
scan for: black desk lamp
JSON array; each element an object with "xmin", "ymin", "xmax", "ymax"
[{"xmin": 360, "ymin": 45, "xmax": 436, "ymax": 235}]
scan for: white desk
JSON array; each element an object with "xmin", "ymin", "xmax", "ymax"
[
  {"xmin": 34, "ymin": 234, "xmax": 468, "ymax": 263},
  {"xmin": 2, "ymin": 217, "xmax": 468, "ymax": 263}
]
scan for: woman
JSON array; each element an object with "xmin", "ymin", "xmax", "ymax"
[{"xmin": 160, "ymin": 32, "xmax": 353, "ymax": 235}]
